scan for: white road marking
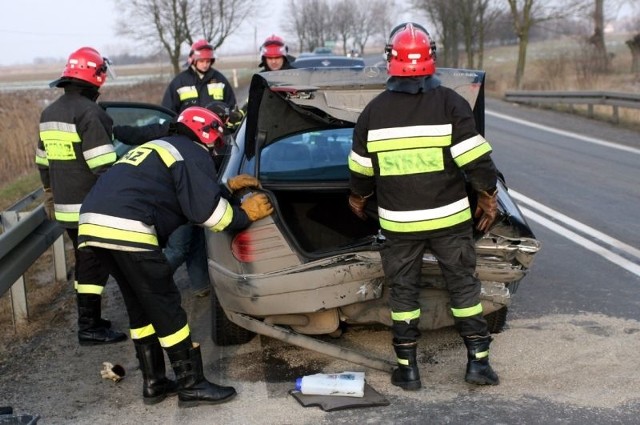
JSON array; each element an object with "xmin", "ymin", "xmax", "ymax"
[
  {"xmin": 507, "ymin": 190, "xmax": 640, "ymax": 277},
  {"xmin": 486, "ymin": 110, "xmax": 640, "ymax": 155},
  {"xmin": 510, "ymin": 190, "xmax": 640, "ymax": 261}
]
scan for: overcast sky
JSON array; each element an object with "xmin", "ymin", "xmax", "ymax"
[
  {"xmin": 0, "ymin": 0, "xmax": 288, "ymax": 66},
  {"xmin": 0, "ymin": 0, "xmax": 635, "ymax": 67}
]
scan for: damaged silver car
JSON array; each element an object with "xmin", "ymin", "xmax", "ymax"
[{"xmin": 206, "ymin": 66, "xmax": 541, "ymax": 371}]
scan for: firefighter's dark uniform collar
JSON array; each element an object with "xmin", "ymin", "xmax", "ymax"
[{"xmin": 386, "ymin": 75, "xmax": 441, "ymax": 94}]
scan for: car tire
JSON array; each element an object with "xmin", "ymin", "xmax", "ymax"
[
  {"xmin": 485, "ymin": 307, "xmax": 508, "ymax": 334},
  {"xmin": 210, "ymin": 288, "xmax": 256, "ymax": 346}
]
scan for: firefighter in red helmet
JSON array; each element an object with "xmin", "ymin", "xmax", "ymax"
[
  {"xmin": 162, "ymin": 39, "xmax": 237, "ymax": 113},
  {"xmin": 35, "ymin": 46, "xmax": 127, "ymax": 346},
  {"xmin": 258, "ymin": 34, "xmax": 296, "ymax": 72},
  {"xmin": 348, "ymin": 23, "xmax": 500, "ymax": 390},
  {"xmin": 161, "ymin": 39, "xmax": 243, "ymax": 299},
  {"xmin": 78, "ymin": 107, "xmax": 273, "ymax": 406}
]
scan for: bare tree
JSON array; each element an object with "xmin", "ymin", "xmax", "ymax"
[
  {"xmin": 507, "ymin": 0, "xmax": 589, "ymax": 89},
  {"xmin": 588, "ymin": 0, "xmax": 609, "ymax": 72},
  {"xmin": 115, "ymin": 0, "xmax": 257, "ymax": 75},
  {"xmin": 411, "ymin": 0, "xmax": 463, "ymax": 67},
  {"xmin": 351, "ymin": 0, "xmax": 395, "ymax": 55},
  {"xmin": 333, "ymin": 0, "xmax": 356, "ymax": 55}
]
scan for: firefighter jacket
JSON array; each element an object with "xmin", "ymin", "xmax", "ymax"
[
  {"xmin": 161, "ymin": 66, "xmax": 237, "ymax": 113},
  {"xmin": 35, "ymin": 85, "xmax": 116, "ymax": 228},
  {"xmin": 348, "ymin": 76, "xmax": 498, "ymax": 239},
  {"xmin": 77, "ymin": 135, "xmax": 251, "ymax": 252}
]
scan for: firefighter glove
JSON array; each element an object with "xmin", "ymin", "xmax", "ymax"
[
  {"xmin": 227, "ymin": 174, "xmax": 261, "ymax": 192},
  {"xmin": 348, "ymin": 192, "xmax": 369, "ymax": 221},
  {"xmin": 241, "ymin": 193, "xmax": 274, "ymax": 221},
  {"xmin": 100, "ymin": 362, "xmax": 125, "ymax": 383},
  {"xmin": 474, "ymin": 188, "xmax": 498, "ymax": 233},
  {"xmin": 43, "ymin": 188, "xmax": 55, "ymax": 220},
  {"xmin": 228, "ymin": 108, "xmax": 244, "ymax": 128}
]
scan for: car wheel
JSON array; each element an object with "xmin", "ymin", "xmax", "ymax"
[
  {"xmin": 485, "ymin": 307, "xmax": 508, "ymax": 334},
  {"xmin": 210, "ymin": 289, "xmax": 256, "ymax": 346}
]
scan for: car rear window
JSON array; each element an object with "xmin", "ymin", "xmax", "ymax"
[{"xmin": 259, "ymin": 128, "xmax": 353, "ymax": 182}]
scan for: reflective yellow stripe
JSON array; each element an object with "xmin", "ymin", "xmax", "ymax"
[
  {"xmin": 397, "ymin": 358, "xmax": 409, "ymax": 366},
  {"xmin": 35, "ymin": 148, "xmax": 49, "ymax": 166},
  {"xmin": 348, "ymin": 155, "xmax": 374, "ymax": 177},
  {"xmin": 453, "ymin": 142, "xmax": 492, "ymax": 167},
  {"xmin": 75, "ymin": 282, "xmax": 104, "ymax": 295},
  {"xmin": 451, "ymin": 303, "xmax": 483, "ymax": 318},
  {"xmin": 474, "ymin": 349, "xmax": 489, "ymax": 360},
  {"xmin": 380, "ymin": 208, "xmax": 471, "ymax": 232},
  {"xmin": 391, "ymin": 309, "xmax": 421, "ymax": 322},
  {"xmin": 177, "ymin": 86, "xmax": 198, "ymax": 101},
  {"xmin": 80, "ymin": 223, "xmax": 159, "ymax": 246},
  {"xmin": 368, "ymin": 135, "xmax": 451, "ymax": 152},
  {"xmin": 86, "ymin": 151, "xmax": 117, "ymax": 169},
  {"xmin": 204, "ymin": 198, "xmax": 234, "ymax": 232},
  {"xmin": 130, "ymin": 324, "xmax": 156, "ymax": 340},
  {"xmin": 378, "ymin": 148, "xmax": 444, "ymax": 176},
  {"xmin": 55, "ymin": 210, "xmax": 80, "ymax": 223},
  {"xmin": 158, "ymin": 324, "xmax": 190, "ymax": 348},
  {"xmin": 207, "ymin": 82, "xmax": 225, "ymax": 100}
]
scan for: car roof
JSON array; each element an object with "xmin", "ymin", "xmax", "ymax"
[
  {"xmin": 244, "ymin": 66, "xmax": 486, "ymax": 158},
  {"xmin": 292, "ymin": 55, "xmax": 365, "ymax": 68}
]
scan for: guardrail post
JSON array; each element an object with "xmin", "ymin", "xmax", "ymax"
[
  {"xmin": 588, "ymin": 104, "xmax": 594, "ymax": 118},
  {"xmin": 612, "ymin": 105, "xmax": 619, "ymax": 124},
  {"xmin": 1, "ymin": 211, "xmax": 29, "ymax": 327},
  {"xmin": 53, "ymin": 235, "xmax": 66, "ymax": 281}
]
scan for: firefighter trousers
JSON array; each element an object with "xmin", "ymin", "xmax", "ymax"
[
  {"xmin": 66, "ymin": 228, "xmax": 109, "ymax": 295},
  {"xmin": 91, "ymin": 248, "xmax": 190, "ymax": 350},
  {"xmin": 380, "ymin": 227, "xmax": 488, "ymax": 340}
]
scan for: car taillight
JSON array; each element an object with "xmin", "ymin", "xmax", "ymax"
[{"xmin": 231, "ymin": 231, "xmax": 254, "ymax": 262}]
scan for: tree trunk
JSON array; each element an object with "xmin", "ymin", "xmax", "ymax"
[
  {"xmin": 627, "ymin": 34, "xmax": 640, "ymax": 74},
  {"xmin": 589, "ymin": 0, "xmax": 609, "ymax": 73}
]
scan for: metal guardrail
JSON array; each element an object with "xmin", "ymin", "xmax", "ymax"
[
  {"xmin": 504, "ymin": 90, "xmax": 640, "ymax": 124},
  {"xmin": 0, "ymin": 188, "xmax": 66, "ymax": 328}
]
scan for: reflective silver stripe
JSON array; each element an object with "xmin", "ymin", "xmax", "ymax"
[
  {"xmin": 56, "ymin": 203, "xmax": 82, "ymax": 213},
  {"xmin": 35, "ymin": 148, "xmax": 47, "ymax": 158},
  {"xmin": 203, "ymin": 198, "xmax": 231, "ymax": 228},
  {"xmin": 450, "ymin": 135, "xmax": 486, "ymax": 158},
  {"xmin": 349, "ymin": 150, "xmax": 372, "ymax": 168},
  {"xmin": 146, "ymin": 140, "xmax": 184, "ymax": 162},
  {"xmin": 84, "ymin": 144, "xmax": 116, "ymax": 161},
  {"xmin": 39, "ymin": 121, "xmax": 77, "ymax": 133},
  {"xmin": 368, "ymin": 124, "xmax": 452, "ymax": 141},
  {"xmin": 378, "ymin": 197, "xmax": 469, "ymax": 222},
  {"xmin": 80, "ymin": 212, "xmax": 156, "ymax": 235}
]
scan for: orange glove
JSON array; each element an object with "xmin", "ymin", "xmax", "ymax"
[
  {"xmin": 227, "ymin": 174, "xmax": 261, "ymax": 192},
  {"xmin": 474, "ymin": 188, "xmax": 498, "ymax": 233},
  {"xmin": 348, "ymin": 193, "xmax": 369, "ymax": 221},
  {"xmin": 241, "ymin": 193, "xmax": 274, "ymax": 221},
  {"xmin": 43, "ymin": 188, "xmax": 55, "ymax": 220}
]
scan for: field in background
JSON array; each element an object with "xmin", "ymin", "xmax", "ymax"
[{"xmin": 1, "ymin": 34, "xmax": 639, "ymax": 198}]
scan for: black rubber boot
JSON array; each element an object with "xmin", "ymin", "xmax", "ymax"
[
  {"xmin": 169, "ymin": 343, "xmax": 237, "ymax": 408},
  {"xmin": 134, "ymin": 339, "xmax": 178, "ymax": 405},
  {"xmin": 77, "ymin": 294, "xmax": 127, "ymax": 346},
  {"xmin": 463, "ymin": 335, "xmax": 500, "ymax": 385},
  {"xmin": 391, "ymin": 340, "xmax": 421, "ymax": 391}
]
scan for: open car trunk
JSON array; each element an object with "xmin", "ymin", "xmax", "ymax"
[{"xmin": 269, "ymin": 188, "xmax": 380, "ymax": 255}]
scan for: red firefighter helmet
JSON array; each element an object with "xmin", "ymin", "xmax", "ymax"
[
  {"xmin": 385, "ymin": 23, "xmax": 436, "ymax": 77},
  {"xmin": 260, "ymin": 34, "xmax": 288, "ymax": 58},
  {"xmin": 176, "ymin": 106, "xmax": 225, "ymax": 148},
  {"xmin": 52, "ymin": 46, "xmax": 110, "ymax": 88},
  {"xmin": 188, "ymin": 39, "xmax": 215, "ymax": 65}
]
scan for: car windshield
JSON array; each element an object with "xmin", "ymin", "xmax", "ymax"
[{"xmin": 258, "ymin": 127, "xmax": 353, "ymax": 182}]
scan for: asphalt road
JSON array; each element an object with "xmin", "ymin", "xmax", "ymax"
[{"xmin": 1, "ymin": 97, "xmax": 639, "ymax": 424}]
